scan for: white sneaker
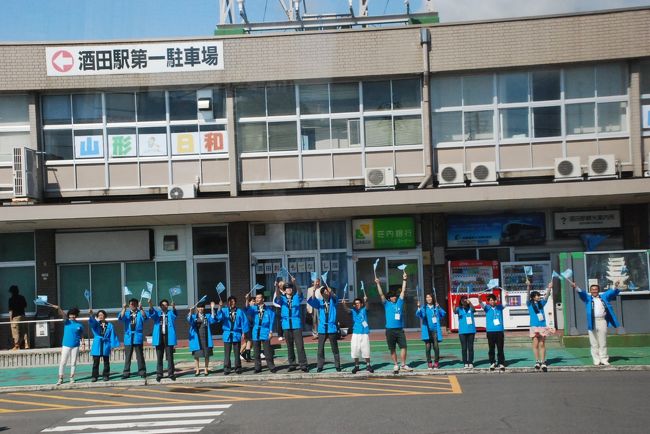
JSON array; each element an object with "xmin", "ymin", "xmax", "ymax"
[
  {"xmin": 463, "ymin": 364, "xmax": 469, "ymax": 369},
  {"xmin": 56, "ymin": 377, "xmax": 63, "ymax": 386},
  {"xmin": 601, "ymin": 360, "xmax": 611, "ymax": 366},
  {"xmin": 278, "ymin": 337, "xmax": 284, "ymax": 341},
  {"xmin": 393, "ymin": 364, "xmax": 400, "ymax": 374},
  {"xmin": 489, "ymin": 363, "xmax": 496, "ymax": 371},
  {"xmin": 260, "ymin": 353, "xmax": 266, "ymax": 359},
  {"xmin": 69, "ymin": 377, "xmax": 75, "ymax": 384},
  {"xmin": 401, "ymin": 364, "xmax": 413, "ymax": 372},
  {"xmin": 240, "ymin": 355, "xmax": 246, "ymax": 361},
  {"xmin": 468, "ymin": 364, "xmax": 474, "ymax": 369}
]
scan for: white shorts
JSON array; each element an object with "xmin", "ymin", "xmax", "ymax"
[{"xmin": 351, "ymin": 333, "xmax": 370, "ymax": 359}]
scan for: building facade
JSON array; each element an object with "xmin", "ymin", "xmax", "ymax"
[{"xmin": 2, "ymin": 7, "xmax": 650, "ymax": 346}]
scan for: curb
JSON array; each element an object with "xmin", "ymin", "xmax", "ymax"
[{"xmin": 2, "ymin": 364, "xmax": 649, "ymax": 394}]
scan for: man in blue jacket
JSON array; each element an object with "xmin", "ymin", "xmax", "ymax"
[
  {"xmin": 149, "ymin": 299, "xmax": 177, "ymax": 382},
  {"xmin": 572, "ymin": 281, "xmax": 620, "ymax": 366},
  {"xmin": 247, "ymin": 293, "xmax": 277, "ymax": 373},
  {"xmin": 274, "ymin": 278, "xmax": 309, "ymax": 372},
  {"xmin": 308, "ymin": 285, "xmax": 341, "ymax": 372},
  {"xmin": 217, "ymin": 296, "xmax": 250, "ymax": 375},
  {"xmin": 118, "ymin": 298, "xmax": 148, "ymax": 379}
]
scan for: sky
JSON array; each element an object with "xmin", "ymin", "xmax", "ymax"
[{"xmin": 0, "ymin": 0, "xmax": 648, "ymax": 42}]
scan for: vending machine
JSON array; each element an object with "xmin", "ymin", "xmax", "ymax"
[
  {"xmin": 500, "ymin": 261, "xmax": 555, "ymax": 330},
  {"xmin": 448, "ymin": 260, "xmax": 501, "ymax": 331}
]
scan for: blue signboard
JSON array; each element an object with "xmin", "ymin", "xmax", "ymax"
[{"xmin": 447, "ymin": 213, "xmax": 545, "ymax": 247}]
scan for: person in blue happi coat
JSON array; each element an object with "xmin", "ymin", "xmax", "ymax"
[
  {"xmin": 416, "ymin": 293, "xmax": 446, "ymax": 370},
  {"xmin": 89, "ymin": 308, "xmax": 119, "ymax": 382},
  {"xmin": 149, "ymin": 299, "xmax": 177, "ymax": 382},
  {"xmin": 274, "ymin": 278, "xmax": 309, "ymax": 372},
  {"xmin": 118, "ymin": 298, "xmax": 148, "ymax": 379},
  {"xmin": 217, "ymin": 296, "xmax": 250, "ymax": 375},
  {"xmin": 188, "ymin": 301, "xmax": 218, "ymax": 376},
  {"xmin": 308, "ymin": 285, "xmax": 341, "ymax": 372},
  {"xmin": 246, "ymin": 293, "xmax": 277, "ymax": 373}
]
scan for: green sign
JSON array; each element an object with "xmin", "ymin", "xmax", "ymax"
[{"xmin": 353, "ymin": 217, "xmax": 416, "ymax": 250}]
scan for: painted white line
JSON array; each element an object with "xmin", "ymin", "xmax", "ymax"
[
  {"xmin": 69, "ymin": 411, "xmax": 223, "ymax": 423},
  {"xmin": 68, "ymin": 429, "xmax": 203, "ymax": 434},
  {"xmin": 42, "ymin": 419, "xmax": 213, "ymax": 432},
  {"xmin": 85, "ymin": 404, "xmax": 232, "ymax": 415}
]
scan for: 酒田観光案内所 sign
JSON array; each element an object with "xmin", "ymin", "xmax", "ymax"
[
  {"xmin": 46, "ymin": 41, "xmax": 224, "ymax": 76},
  {"xmin": 353, "ymin": 217, "xmax": 416, "ymax": 250}
]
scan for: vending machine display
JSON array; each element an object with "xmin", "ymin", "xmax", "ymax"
[
  {"xmin": 500, "ymin": 261, "xmax": 555, "ymax": 329},
  {"xmin": 448, "ymin": 260, "xmax": 501, "ymax": 331}
]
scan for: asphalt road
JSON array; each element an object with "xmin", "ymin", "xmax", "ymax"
[{"xmin": 1, "ymin": 371, "xmax": 649, "ymax": 433}]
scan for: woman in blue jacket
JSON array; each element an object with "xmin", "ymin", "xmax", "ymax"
[
  {"xmin": 53, "ymin": 305, "xmax": 85, "ymax": 385},
  {"xmin": 89, "ymin": 309, "xmax": 119, "ymax": 382},
  {"xmin": 118, "ymin": 298, "xmax": 148, "ymax": 379},
  {"xmin": 188, "ymin": 301, "xmax": 217, "ymax": 376},
  {"xmin": 416, "ymin": 293, "xmax": 446, "ymax": 370},
  {"xmin": 149, "ymin": 299, "xmax": 178, "ymax": 382},
  {"xmin": 246, "ymin": 293, "xmax": 277, "ymax": 373},
  {"xmin": 454, "ymin": 295, "xmax": 477, "ymax": 369}
]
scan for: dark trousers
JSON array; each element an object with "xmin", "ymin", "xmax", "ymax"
[
  {"xmin": 486, "ymin": 331, "xmax": 505, "ymax": 365},
  {"xmin": 424, "ymin": 332, "xmax": 440, "ymax": 363},
  {"xmin": 459, "ymin": 333, "xmax": 475, "ymax": 364},
  {"xmin": 123, "ymin": 344, "xmax": 146, "ymax": 377},
  {"xmin": 92, "ymin": 355, "xmax": 110, "ymax": 379},
  {"xmin": 285, "ymin": 328, "xmax": 308, "ymax": 369},
  {"xmin": 253, "ymin": 339, "xmax": 275, "ymax": 371},
  {"xmin": 317, "ymin": 333, "xmax": 341, "ymax": 370},
  {"xmin": 274, "ymin": 307, "xmax": 283, "ymax": 338},
  {"xmin": 156, "ymin": 337, "xmax": 175, "ymax": 377},
  {"xmin": 223, "ymin": 341, "xmax": 241, "ymax": 372}
]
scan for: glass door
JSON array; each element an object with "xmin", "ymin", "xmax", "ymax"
[
  {"xmin": 194, "ymin": 259, "xmax": 228, "ymax": 305},
  {"xmin": 252, "ymin": 256, "xmax": 284, "ymax": 301}
]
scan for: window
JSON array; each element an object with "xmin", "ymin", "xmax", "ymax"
[
  {"xmin": 212, "ymin": 88, "xmax": 226, "ymax": 119},
  {"xmin": 319, "ymin": 221, "xmax": 346, "ymax": 249},
  {"xmin": 105, "ymin": 92, "xmax": 135, "ymax": 123},
  {"xmin": 125, "ymin": 262, "xmax": 156, "ymax": 301},
  {"xmin": 0, "ymin": 266, "xmax": 36, "ymax": 314},
  {"xmin": 641, "ymin": 60, "xmax": 650, "ymax": 96},
  {"xmin": 192, "ymin": 226, "xmax": 228, "ymax": 255},
  {"xmin": 72, "ymin": 94, "xmax": 102, "ymax": 124},
  {"xmin": 43, "ymin": 129, "xmax": 73, "ymax": 160},
  {"xmin": 331, "ymin": 118, "xmax": 360, "ymax": 148},
  {"xmin": 60, "ymin": 264, "xmax": 90, "ymax": 309},
  {"xmin": 169, "ymin": 90, "xmax": 197, "ymax": 121},
  {"xmin": 500, "ymin": 108, "xmax": 529, "ymax": 139},
  {"xmin": 463, "ymin": 75, "xmax": 493, "ymax": 105},
  {"xmin": 532, "ymin": 70, "xmax": 560, "ymax": 101},
  {"xmin": 136, "ymin": 91, "xmax": 166, "ymax": 122},
  {"xmin": 533, "ymin": 106, "xmax": 561, "ymax": 138},
  {"xmin": 268, "ymin": 121, "xmax": 297, "ymax": 151},
  {"xmin": 0, "ymin": 233, "xmax": 34, "ymax": 262},
  {"xmin": 596, "ymin": 63, "xmax": 627, "ymax": 97},
  {"xmin": 285, "ymin": 222, "xmax": 317, "ymax": 250},
  {"xmin": 301, "ymin": 119, "xmax": 330, "ymax": 150},
  {"xmin": 330, "ymin": 83, "xmax": 359, "ymax": 113},
  {"xmin": 266, "ymin": 85, "xmax": 296, "ymax": 116},
  {"xmin": 299, "ymin": 84, "xmax": 329, "ymax": 115},
  {"xmin": 0, "ymin": 95, "xmax": 30, "ymax": 126},
  {"xmin": 364, "ymin": 116, "xmax": 392, "ymax": 147},
  {"xmin": 237, "ymin": 122, "xmax": 267, "ymax": 153},
  {"xmin": 464, "ymin": 110, "xmax": 493, "ymax": 140},
  {"xmin": 432, "ymin": 112, "xmax": 462, "ymax": 143},
  {"xmin": 42, "ymin": 95, "xmax": 71, "ymax": 125},
  {"xmin": 363, "ymin": 81, "xmax": 391, "ymax": 111},
  {"xmin": 0, "ymin": 132, "xmax": 30, "ymax": 162},
  {"xmin": 236, "ymin": 87, "xmax": 266, "ymax": 117},
  {"xmin": 394, "ymin": 115, "xmax": 422, "ymax": 146},
  {"xmin": 597, "ymin": 102, "xmax": 627, "ymax": 133},
  {"xmin": 157, "ymin": 261, "xmax": 188, "ymax": 305},
  {"xmin": 91, "ymin": 263, "xmax": 122, "ymax": 308},
  {"xmin": 565, "ymin": 66, "xmax": 594, "ymax": 99},
  {"xmin": 566, "ymin": 103, "xmax": 595, "ymax": 135},
  {"xmin": 498, "ymin": 72, "xmax": 528, "ymax": 103},
  {"xmin": 392, "ymin": 78, "xmax": 421, "ymax": 109},
  {"xmin": 431, "ymin": 76, "xmax": 461, "ymax": 109}
]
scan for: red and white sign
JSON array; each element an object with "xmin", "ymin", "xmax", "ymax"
[{"xmin": 50, "ymin": 50, "xmax": 74, "ymax": 73}]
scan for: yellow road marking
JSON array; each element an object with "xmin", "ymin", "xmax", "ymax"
[
  {"xmin": 243, "ymin": 381, "xmax": 357, "ymax": 396},
  {"xmin": 113, "ymin": 386, "xmax": 248, "ymax": 402},
  {"xmin": 0, "ymin": 397, "xmax": 73, "ymax": 409},
  {"xmin": 303, "ymin": 380, "xmax": 422, "ymax": 394},
  {"xmin": 385, "ymin": 376, "xmax": 456, "ymax": 386},
  {"xmin": 267, "ymin": 380, "xmax": 358, "ymax": 396},
  {"xmin": 9, "ymin": 392, "xmax": 122, "ymax": 404},
  {"xmin": 64, "ymin": 389, "xmax": 187, "ymax": 403},
  {"xmin": 448, "ymin": 375, "xmax": 463, "ymax": 394},
  {"xmin": 356, "ymin": 379, "xmax": 454, "ymax": 391}
]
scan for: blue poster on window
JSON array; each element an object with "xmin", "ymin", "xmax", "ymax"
[{"xmin": 447, "ymin": 213, "xmax": 545, "ymax": 247}]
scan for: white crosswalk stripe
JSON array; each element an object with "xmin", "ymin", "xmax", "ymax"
[{"xmin": 41, "ymin": 403, "xmax": 232, "ymax": 433}]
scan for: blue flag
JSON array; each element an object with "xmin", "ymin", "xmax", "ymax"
[
  {"xmin": 341, "ymin": 283, "xmax": 349, "ymax": 301},
  {"xmin": 373, "ymin": 258, "xmax": 380, "ymax": 271},
  {"xmin": 523, "ymin": 266, "xmax": 533, "ymax": 276},
  {"xmin": 34, "ymin": 298, "xmax": 51, "ymax": 307},
  {"xmin": 251, "ymin": 283, "xmax": 264, "ymax": 296},
  {"xmin": 310, "ymin": 271, "xmax": 319, "ymax": 283},
  {"xmin": 140, "ymin": 288, "xmax": 152, "ymax": 300},
  {"xmin": 277, "ymin": 266, "xmax": 289, "ymax": 282},
  {"xmin": 397, "ymin": 264, "xmax": 408, "ymax": 271},
  {"xmin": 169, "ymin": 286, "xmax": 182, "ymax": 297},
  {"xmin": 487, "ymin": 279, "xmax": 499, "ymax": 290},
  {"xmin": 83, "ymin": 289, "xmax": 91, "ymax": 302},
  {"xmin": 628, "ymin": 281, "xmax": 638, "ymax": 290},
  {"xmin": 321, "ymin": 271, "xmax": 329, "ymax": 286},
  {"xmin": 123, "ymin": 286, "xmax": 132, "ymax": 296},
  {"xmin": 195, "ymin": 294, "xmax": 208, "ymax": 306},
  {"xmin": 551, "ymin": 270, "xmax": 562, "ymax": 280},
  {"xmin": 561, "ymin": 269, "xmax": 573, "ymax": 280},
  {"xmin": 146, "ymin": 282, "xmax": 154, "ymax": 292},
  {"xmin": 216, "ymin": 282, "xmax": 226, "ymax": 294}
]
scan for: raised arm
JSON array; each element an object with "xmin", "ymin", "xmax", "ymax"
[
  {"xmin": 375, "ymin": 277, "xmax": 386, "ymax": 303},
  {"xmin": 399, "ymin": 272, "xmax": 407, "ymax": 300},
  {"xmin": 526, "ymin": 280, "xmax": 532, "ymax": 304},
  {"xmin": 544, "ymin": 282, "xmax": 553, "ymax": 300}
]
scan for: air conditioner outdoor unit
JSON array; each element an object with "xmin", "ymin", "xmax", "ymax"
[
  {"xmin": 12, "ymin": 147, "xmax": 41, "ymax": 200},
  {"xmin": 588, "ymin": 154, "xmax": 617, "ymax": 179},
  {"xmin": 167, "ymin": 184, "xmax": 196, "ymax": 199},
  {"xmin": 470, "ymin": 161, "xmax": 498, "ymax": 185},
  {"xmin": 554, "ymin": 157, "xmax": 582, "ymax": 181},
  {"xmin": 437, "ymin": 163, "xmax": 465, "ymax": 187},
  {"xmin": 364, "ymin": 167, "xmax": 395, "ymax": 190}
]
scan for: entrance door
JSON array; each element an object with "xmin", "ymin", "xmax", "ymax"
[
  {"xmin": 252, "ymin": 256, "xmax": 284, "ymax": 300},
  {"xmin": 355, "ymin": 255, "xmax": 422, "ymax": 329},
  {"xmin": 195, "ymin": 259, "xmax": 228, "ymax": 305}
]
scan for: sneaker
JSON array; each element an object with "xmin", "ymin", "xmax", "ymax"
[
  {"xmin": 535, "ymin": 361, "xmax": 541, "ymax": 370},
  {"xmin": 351, "ymin": 366, "xmax": 360, "ymax": 374},
  {"xmin": 103, "ymin": 376, "xmax": 110, "ymax": 381},
  {"xmin": 393, "ymin": 364, "xmax": 400, "ymax": 374},
  {"xmin": 301, "ymin": 367, "xmax": 309, "ymax": 373},
  {"xmin": 541, "ymin": 363, "xmax": 548, "ymax": 372},
  {"xmin": 69, "ymin": 377, "xmax": 75, "ymax": 384},
  {"xmin": 463, "ymin": 364, "xmax": 469, "ymax": 369},
  {"xmin": 156, "ymin": 376, "xmax": 162, "ymax": 383},
  {"xmin": 336, "ymin": 367, "xmax": 342, "ymax": 372},
  {"xmin": 240, "ymin": 354, "xmax": 246, "ymax": 361},
  {"xmin": 56, "ymin": 377, "xmax": 63, "ymax": 386},
  {"xmin": 433, "ymin": 362, "xmax": 440, "ymax": 370},
  {"xmin": 499, "ymin": 364, "xmax": 506, "ymax": 372},
  {"xmin": 468, "ymin": 364, "xmax": 474, "ymax": 369},
  {"xmin": 236, "ymin": 368, "xmax": 242, "ymax": 375},
  {"xmin": 91, "ymin": 377, "xmax": 98, "ymax": 383},
  {"xmin": 427, "ymin": 362, "xmax": 433, "ymax": 370},
  {"xmin": 401, "ymin": 365, "xmax": 413, "ymax": 372},
  {"xmin": 170, "ymin": 375, "xmax": 176, "ymax": 381},
  {"xmin": 601, "ymin": 361, "xmax": 610, "ymax": 366},
  {"xmin": 260, "ymin": 353, "xmax": 266, "ymax": 359},
  {"xmin": 366, "ymin": 365, "xmax": 374, "ymax": 373},
  {"xmin": 489, "ymin": 363, "xmax": 496, "ymax": 371}
]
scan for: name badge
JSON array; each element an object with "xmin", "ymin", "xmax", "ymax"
[
  {"xmin": 362, "ymin": 321, "xmax": 369, "ymax": 328},
  {"xmin": 466, "ymin": 317, "xmax": 473, "ymax": 325},
  {"xmin": 537, "ymin": 312, "xmax": 544, "ymax": 321},
  {"xmin": 493, "ymin": 318, "xmax": 501, "ymax": 326},
  {"xmin": 394, "ymin": 313, "xmax": 401, "ymax": 321},
  {"xmin": 432, "ymin": 316, "xmax": 438, "ymax": 324}
]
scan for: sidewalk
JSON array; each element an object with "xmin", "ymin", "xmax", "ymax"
[{"xmin": 2, "ymin": 331, "xmax": 650, "ymax": 392}]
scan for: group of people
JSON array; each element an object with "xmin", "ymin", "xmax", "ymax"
[{"xmin": 50, "ymin": 272, "xmax": 622, "ymax": 384}]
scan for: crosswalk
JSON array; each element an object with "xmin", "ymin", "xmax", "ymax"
[{"xmin": 41, "ymin": 403, "xmax": 232, "ymax": 433}]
